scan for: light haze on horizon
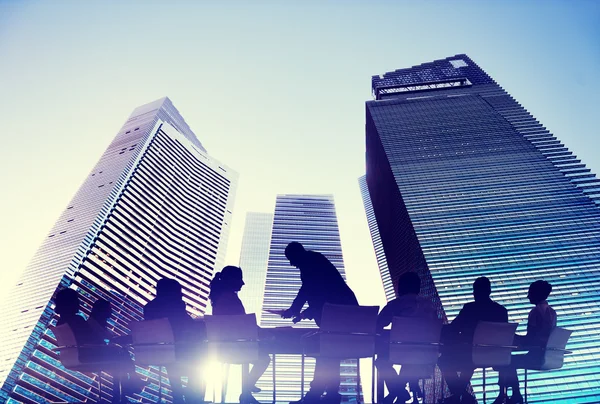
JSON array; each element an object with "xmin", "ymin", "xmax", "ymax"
[{"xmin": 0, "ymin": 1, "xmax": 599, "ymax": 311}]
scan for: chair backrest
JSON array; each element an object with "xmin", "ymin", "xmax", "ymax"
[
  {"xmin": 204, "ymin": 313, "xmax": 259, "ymax": 364},
  {"xmin": 541, "ymin": 327, "xmax": 572, "ymax": 370},
  {"xmin": 389, "ymin": 316, "xmax": 443, "ymax": 366},
  {"xmin": 130, "ymin": 318, "xmax": 177, "ymax": 366},
  {"xmin": 472, "ymin": 321, "xmax": 518, "ymax": 367},
  {"xmin": 318, "ymin": 304, "xmax": 380, "ymax": 359},
  {"xmin": 50, "ymin": 324, "xmax": 81, "ymax": 369}
]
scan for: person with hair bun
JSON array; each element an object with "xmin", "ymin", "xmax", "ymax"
[
  {"xmin": 210, "ymin": 266, "xmax": 270, "ymax": 404},
  {"xmin": 495, "ymin": 280, "xmax": 557, "ymax": 404}
]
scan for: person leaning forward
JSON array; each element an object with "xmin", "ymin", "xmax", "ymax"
[{"xmin": 281, "ymin": 242, "xmax": 358, "ymax": 404}]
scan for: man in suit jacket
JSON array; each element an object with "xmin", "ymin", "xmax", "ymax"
[{"xmin": 439, "ymin": 277, "xmax": 508, "ymax": 404}]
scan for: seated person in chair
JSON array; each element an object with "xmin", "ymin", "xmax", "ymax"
[
  {"xmin": 281, "ymin": 242, "xmax": 359, "ymax": 404},
  {"xmin": 495, "ymin": 280, "xmax": 556, "ymax": 404},
  {"xmin": 144, "ymin": 278, "xmax": 206, "ymax": 404},
  {"xmin": 54, "ymin": 288, "xmax": 140, "ymax": 403},
  {"xmin": 375, "ymin": 272, "xmax": 438, "ymax": 404},
  {"xmin": 209, "ymin": 265, "xmax": 270, "ymax": 404},
  {"xmin": 88, "ymin": 298, "xmax": 146, "ymax": 394},
  {"xmin": 438, "ymin": 277, "xmax": 508, "ymax": 404}
]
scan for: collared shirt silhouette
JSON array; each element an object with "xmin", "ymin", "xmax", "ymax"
[{"xmin": 283, "ymin": 242, "xmax": 358, "ymax": 326}]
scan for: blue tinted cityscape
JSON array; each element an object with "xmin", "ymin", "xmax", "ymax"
[
  {"xmin": 0, "ymin": 3, "xmax": 599, "ymax": 403},
  {"xmin": 0, "ymin": 53, "xmax": 597, "ymax": 403}
]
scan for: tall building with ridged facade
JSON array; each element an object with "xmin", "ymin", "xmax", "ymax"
[
  {"xmin": 257, "ymin": 195, "xmax": 360, "ymax": 403},
  {"xmin": 0, "ymin": 97, "xmax": 238, "ymax": 403},
  {"xmin": 358, "ymin": 175, "xmax": 395, "ymax": 302},
  {"xmin": 238, "ymin": 212, "xmax": 273, "ymax": 320},
  {"xmin": 364, "ymin": 55, "xmax": 600, "ymax": 403}
]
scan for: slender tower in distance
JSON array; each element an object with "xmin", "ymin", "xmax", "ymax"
[
  {"xmin": 0, "ymin": 98, "xmax": 238, "ymax": 403},
  {"xmin": 359, "ymin": 175, "xmax": 395, "ymax": 302},
  {"xmin": 364, "ymin": 55, "xmax": 600, "ymax": 403},
  {"xmin": 238, "ymin": 212, "xmax": 274, "ymax": 321}
]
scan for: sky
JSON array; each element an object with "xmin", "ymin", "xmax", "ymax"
[{"xmin": 0, "ymin": 0, "xmax": 599, "ymax": 313}]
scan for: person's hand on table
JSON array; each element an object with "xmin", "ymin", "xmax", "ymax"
[{"xmin": 281, "ymin": 308, "xmax": 298, "ymax": 319}]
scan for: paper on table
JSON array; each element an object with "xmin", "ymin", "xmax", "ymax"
[{"xmin": 264, "ymin": 309, "xmax": 286, "ymax": 316}]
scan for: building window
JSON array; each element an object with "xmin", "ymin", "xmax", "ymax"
[{"xmin": 450, "ymin": 59, "xmax": 468, "ymax": 68}]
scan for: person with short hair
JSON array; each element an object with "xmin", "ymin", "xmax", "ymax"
[
  {"xmin": 438, "ymin": 277, "xmax": 508, "ymax": 404},
  {"xmin": 54, "ymin": 289, "xmax": 138, "ymax": 403},
  {"xmin": 495, "ymin": 280, "xmax": 557, "ymax": 404},
  {"xmin": 281, "ymin": 242, "xmax": 358, "ymax": 404},
  {"xmin": 209, "ymin": 266, "xmax": 270, "ymax": 404},
  {"xmin": 375, "ymin": 272, "xmax": 438, "ymax": 404}
]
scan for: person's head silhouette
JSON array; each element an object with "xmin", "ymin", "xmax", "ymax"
[
  {"xmin": 285, "ymin": 242, "xmax": 306, "ymax": 267},
  {"xmin": 473, "ymin": 276, "xmax": 492, "ymax": 301},
  {"xmin": 91, "ymin": 298, "xmax": 112, "ymax": 326},
  {"xmin": 397, "ymin": 272, "xmax": 421, "ymax": 296},
  {"xmin": 528, "ymin": 280, "xmax": 552, "ymax": 305},
  {"xmin": 156, "ymin": 278, "xmax": 183, "ymax": 300},
  {"xmin": 55, "ymin": 288, "xmax": 80, "ymax": 317},
  {"xmin": 209, "ymin": 266, "xmax": 245, "ymax": 305}
]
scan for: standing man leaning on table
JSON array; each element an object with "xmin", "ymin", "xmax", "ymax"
[{"xmin": 281, "ymin": 242, "xmax": 359, "ymax": 404}]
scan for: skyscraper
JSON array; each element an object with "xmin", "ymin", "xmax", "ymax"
[
  {"xmin": 238, "ymin": 212, "xmax": 274, "ymax": 320},
  {"xmin": 258, "ymin": 195, "xmax": 360, "ymax": 403},
  {"xmin": 358, "ymin": 175, "xmax": 395, "ymax": 302},
  {"xmin": 0, "ymin": 97, "xmax": 238, "ymax": 403},
  {"xmin": 364, "ymin": 55, "xmax": 600, "ymax": 403}
]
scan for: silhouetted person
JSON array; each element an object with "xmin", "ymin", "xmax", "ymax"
[
  {"xmin": 209, "ymin": 266, "xmax": 270, "ymax": 404},
  {"xmin": 375, "ymin": 272, "xmax": 437, "ymax": 404},
  {"xmin": 55, "ymin": 288, "xmax": 93, "ymax": 342},
  {"xmin": 495, "ymin": 280, "xmax": 556, "ymax": 404},
  {"xmin": 144, "ymin": 278, "xmax": 205, "ymax": 404},
  {"xmin": 55, "ymin": 289, "xmax": 133, "ymax": 403},
  {"xmin": 438, "ymin": 277, "xmax": 508, "ymax": 404},
  {"xmin": 282, "ymin": 242, "xmax": 358, "ymax": 404},
  {"xmin": 88, "ymin": 298, "xmax": 113, "ymax": 340},
  {"xmin": 88, "ymin": 298, "xmax": 145, "ymax": 394}
]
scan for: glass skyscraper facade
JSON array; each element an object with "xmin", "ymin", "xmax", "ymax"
[
  {"xmin": 0, "ymin": 98, "xmax": 238, "ymax": 403},
  {"xmin": 238, "ymin": 212, "xmax": 274, "ymax": 321},
  {"xmin": 258, "ymin": 195, "xmax": 360, "ymax": 403},
  {"xmin": 364, "ymin": 54, "xmax": 600, "ymax": 403},
  {"xmin": 358, "ymin": 175, "xmax": 395, "ymax": 302}
]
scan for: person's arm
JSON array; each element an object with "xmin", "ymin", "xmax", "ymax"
[
  {"xmin": 376, "ymin": 304, "xmax": 393, "ymax": 331},
  {"xmin": 282, "ymin": 286, "xmax": 307, "ymax": 318},
  {"xmin": 520, "ymin": 307, "xmax": 540, "ymax": 346}
]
